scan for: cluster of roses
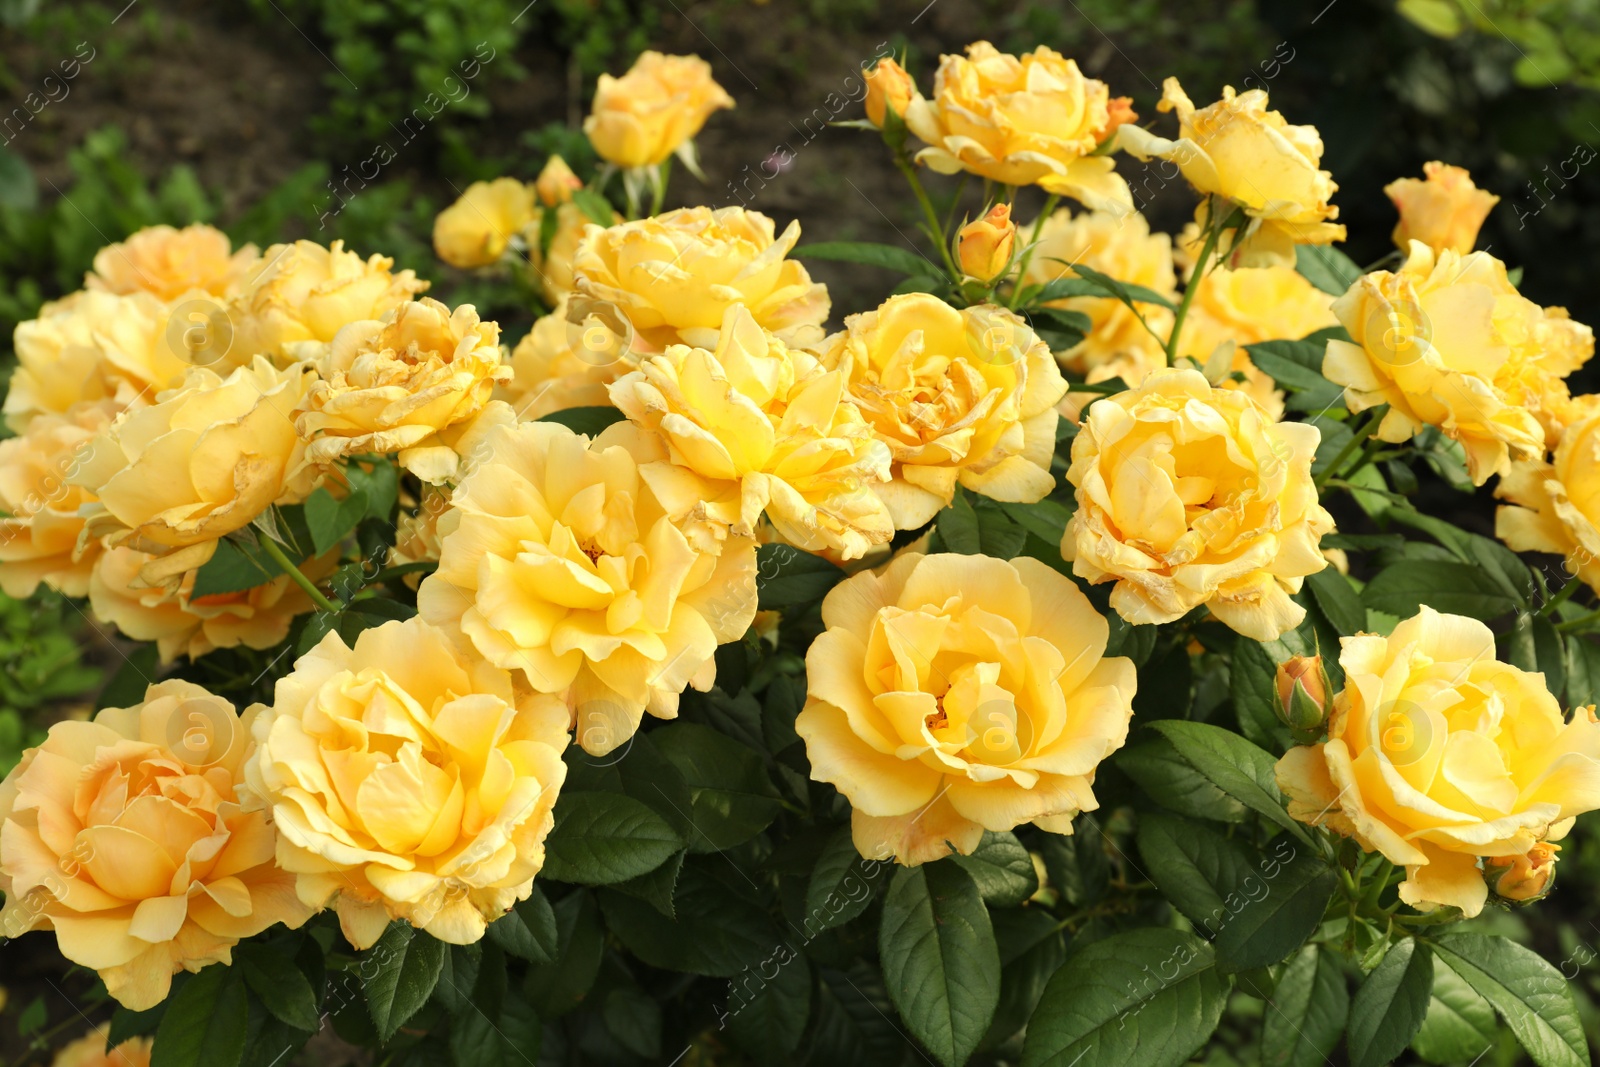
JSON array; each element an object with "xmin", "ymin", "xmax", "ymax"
[{"xmin": 3, "ymin": 39, "xmax": 1600, "ymax": 1050}]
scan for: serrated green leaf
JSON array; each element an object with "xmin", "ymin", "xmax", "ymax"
[
  {"xmin": 1431, "ymin": 934, "xmax": 1588, "ymax": 1067},
  {"xmin": 1262, "ymin": 944, "xmax": 1348, "ymax": 1067},
  {"xmin": 1212, "ymin": 847, "xmax": 1337, "ymax": 972},
  {"xmin": 755, "ymin": 542, "xmax": 845, "ymax": 609},
  {"xmin": 485, "ymin": 886, "xmax": 558, "ymax": 963},
  {"xmin": 151, "ymin": 965, "xmax": 248, "ymax": 1067},
  {"xmin": 542, "ymin": 791, "xmax": 683, "ymax": 885},
  {"xmin": 1412, "ymin": 954, "xmax": 1498, "ymax": 1065},
  {"xmin": 951, "ymin": 830, "xmax": 1038, "ymax": 906},
  {"xmin": 236, "ymin": 944, "xmax": 321, "ymax": 1032},
  {"xmin": 1362, "ymin": 561, "xmax": 1517, "ymax": 621},
  {"xmin": 793, "ymin": 240, "xmax": 934, "ymax": 276},
  {"xmin": 1145, "ymin": 720, "xmax": 1310, "ymax": 843},
  {"xmin": 362, "ymin": 922, "xmax": 446, "ymax": 1041},
  {"xmin": 653, "ymin": 722, "xmax": 781, "ymax": 852},
  {"xmin": 535, "ymin": 404, "xmax": 625, "ymax": 436},
  {"xmin": 805, "ymin": 826, "xmax": 891, "ymax": 932},
  {"xmin": 1348, "ymin": 939, "xmax": 1434, "ymax": 1067},
  {"xmin": 1136, "ymin": 812, "xmax": 1255, "ymax": 930}
]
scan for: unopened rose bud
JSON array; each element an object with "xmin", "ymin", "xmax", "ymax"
[
  {"xmin": 957, "ymin": 204, "xmax": 1016, "ymax": 283},
  {"xmin": 1275, "ymin": 654, "xmax": 1332, "ymax": 736},
  {"xmin": 863, "ymin": 57, "xmax": 916, "ymax": 128},
  {"xmin": 1488, "ymin": 842, "xmax": 1559, "ymax": 904},
  {"xmin": 535, "ymin": 155, "xmax": 583, "ymax": 207}
]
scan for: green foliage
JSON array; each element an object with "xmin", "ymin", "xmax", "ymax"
[{"xmin": 0, "ymin": 589, "xmax": 101, "ymax": 773}]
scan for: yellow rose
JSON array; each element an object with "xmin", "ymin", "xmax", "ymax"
[
  {"xmin": 820, "ymin": 294, "xmax": 1068, "ymax": 529},
  {"xmin": 245, "ymin": 617, "xmax": 569, "ymax": 949},
  {"xmin": 863, "ymin": 56, "xmax": 918, "ymax": 128},
  {"xmin": 1322, "ymin": 243, "xmax": 1553, "ymax": 485},
  {"xmin": 1019, "ymin": 207, "xmax": 1176, "ymax": 387},
  {"xmin": 535, "ymin": 155, "xmax": 583, "ymax": 207},
  {"xmin": 89, "ymin": 545, "xmax": 332, "ymax": 664},
  {"xmin": 584, "ymin": 51, "xmax": 734, "ymax": 169},
  {"xmin": 794, "ymin": 552, "xmax": 1136, "ymax": 865},
  {"xmin": 1495, "ymin": 409, "xmax": 1600, "ymax": 594},
  {"xmin": 297, "ymin": 298, "xmax": 510, "ymax": 484},
  {"xmin": 1119, "ymin": 79, "xmax": 1345, "ymax": 268},
  {"xmin": 903, "ymin": 42, "xmax": 1134, "ymax": 213},
  {"xmin": 0, "ymin": 401, "xmax": 119, "ymax": 598},
  {"xmin": 529, "ymin": 200, "xmax": 619, "ymax": 305},
  {"xmin": 432, "ymin": 178, "xmax": 537, "ymax": 269},
  {"xmin": 1386, "ymin": 161, "xmax": 1499, "ymax": 256},
  {"xmin": 608, "ymin": 304, "xmax": 894, "ymax": 560},
  {"xmin": 69, "ymin": 357, "xmax": 314, "ymax": 579},
  {"xmin": 571, "ymin": 206, "xmax": 830, "ymax": 353},
  {"xmin": 4, "ymin": 291, "xmax": 189, "ymax": 431},
  {"xmin": 1174, "ymin": 225, "xmax": 1337, "ymax": 360},
  {"xmin": 230, "ymin": 240, "xmax": 429, "ymax": 364},
  {"xmin": 418, "ymin": 419, "xmax": 758, "ymax": 755},
  {"xmin": 86, "ymin": 223, "xmax": 259, "ymax": 302},
  {"xmin": 1060, "ymin": 367, "xmax": 1333, "ymax": 640},
  {"xmin": 1490, "ymin": 301, "xmax": 1594, "ymax": 451},
  {"xmin": 1276, "ymin": 607, "xmax": 1600, "ymax": 917},
  {"xmin": 956, "ymin": 203, "xmax": 1017, "ymax": 282},
  {"xmin": 49, "ymin": 1033, "xmax": 153, "ymax": 1067},
  {"xmin": 1487, "ymin": 841, "xmax": 1559, "ymax": 904},
  {"xmin": 0, "ymin": 680, "xmax": 313, "ymax": 1009},
  {"xmin": 500, "ymin": 295, "xmax": 636, "ymax": 421}
]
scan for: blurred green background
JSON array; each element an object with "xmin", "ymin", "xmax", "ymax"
[{"xmin": 2, "ymin": 1, "xmax": 1600, "ymax": 1062}]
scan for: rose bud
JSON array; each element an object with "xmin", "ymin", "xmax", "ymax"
[
  {"xmin": 1275, "ymin": 654, "xmax": 1332, "ymax": 736},
  {"xmin": 1487, "ymin": 842, "xmax": 1559, "ymax": 905},
  {"xmin": 863, "ymin": 57, "xmax": 916, "ymax": 129},
  {"xmin": 535, "ymin": 155, "xmax": 584, "ymax": 207},
  {"xmin": 957, "ymin": 204, "xmax": 1017, "ymax": 283}
]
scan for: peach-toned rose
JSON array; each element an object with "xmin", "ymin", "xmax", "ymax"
[
  {"xmin": 1386, "ymin": 162, "xmax": 1499, "ymax": 256},
  {"xmin": 245, "ymin": 617, "xmax": 569, "ymax": 949},
  {"xmin": 608, "ymin": 304, "xmax": 894, "ymax": 560},
  {"xmin": 0, "ymin": 680, "xmax": 312, "ymax": 1009},
  {"xmin": 0, "ymin": 401, "xmax": 119, "ymax": 598},
  {"xmin": 432, "ymin": 178, "xmax": 538, "ymax": 270},
  {"xmin": 795, "ymin": 552, "xmax": 1136, "ymax": 865},
  {"xmin": 418, "ymin": 419, "xmax": 757, "ymax": 755},
  {"xmin": 956, "ymin": 204, "xmax": 1016, "ymax": 283},
  {"xmin": 903, "ymin": 42, "xmax": 1133, "ymax": 212},
  {"xmin": 296, "ymin": 298, "xmax": 510, "ymax": 484},
  {"xmin": 535, "ymin": 155, "xmax": 583, "ymax": 207},
  {"xmin": 49, "ymin": 1032, "xmax": 152, "ymax": 1067},
  {"xmin": 1276, "ymin": 607, "xmax": 1600, "ymax": 917},
  {"xmin": 584, "ymin": 51, "xmax": 734, "ymax": 169},
  {"xmin": 86, "ymin": 224, "xmax": 259, "ymax": 302},
  {"xmin": 1060, "ymin": 367, "xmax": 1333, "ymax": 640},
  {"xmin": 1487, "ymin": 842, "xmax": 1559, "ymax": 903},
  {"xmin": 863, "ymin": 57, "xmax": 917, "ymax": 128},
  {"xmin": 820, "ymin": 294, "xmax": 1068, "ymax": 529},
  {"xmin": 571, "ymin": 206, "xmax": 829, "ymax": 353},
  {"xmin": 499, "ymin": 296, "xmax": 636, "ymax": 421}
]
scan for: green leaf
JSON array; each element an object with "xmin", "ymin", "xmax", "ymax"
[
  {"xmin": 1231, "ymin": 638, "xmax": 1292, "ymax": 751},
  {"xmin": 1145, "ymin": 721, "xmax": 1310, "ymax": 843},
  {"xmin": 983, "ymin": 909, "xmax": 1068, "ymax": 1051},
  {"xmin": 1245, "ymin": 340, "xmax": 1333, "ymax": 392},
  {"xmin": 362, "ymin": 922, "xmax": 447, "ymax": 1041},
  {"xmin": 1431, "ymin": 934, "xmax": 1589, "ymax": 1067},
  {"xmin": 1348, "ymin": 939, "xmax": 1434, "ymax": 1067},
  {"xmin": 724, "ymin": 951, "xmax": 812, "ymax": 1061},
  {"xmin": 303, "ymin": 485, "xmax": 367, "ymax": 556},
  {"xmin": 151, "ymin": 966, "xmax": 248, "ymax": 1067},
  {"xmin": 523, "ymin": 891, "xmax": 605, "ymax": 1017},
  {"xmin": 653, "ymin": 722, "xmax": 781, "ymax": 852},
  {"xmin": 1295, "ymin": 243, "xmax": 1362, "ymax": 295},
  {"xmin": 951, "ymin": 831, "xmax": 1038, "ymax": 906},
  {"xmin": 191, "ymin": 536, "xmax": 286, "ymax": 598},
  {"xmin": 572, "ymin": 187, "xmax": 618, "ymax": 227},
  {"xmin": 1135, "ymin": 812, "xmax": 1255, "ymax": 930},
  {"xmin": 756, "ymin": 542, "xmax": 846, "ymax": 609},
  {"xmin": 1038, "ymin": 814, "xmax": 1109, "ymax": 907},
  {"xmin": 1566, "ymin": 635, "xmax": 1600, "ymax": 709},
  {"xmin": 936, "ymin": 491, "xmax": 982, "ymax": 554},
  {"xmin": 1361, "ymin": 561, "xmax": 1518, "ymax": 621},
  {"xmin": 1061, "ymin": 262, "xmax": 1178, "ymax": 310},
  {"xmin": 793, "ymin": 240, "xmax": 935, "ymax": 276},
  {"xmin": 1212, "ymin": 846, "xmax": 1337, "ymax": 973},
  {"xmin": 485, "ymin": 886, "xmax": 558, "ymax": 963},
  {"xmin": 1021, "ymin": 928, "xmax": 1229, "ymax": 1067},
  {"xmin": 542, "ymin": 791, "xmax": 683, "ymax": 885},
  {"xmin": 879, "ymin": 862, "xmax": 1001, "ymax": 1067},
  {"xmin": 344, "ymin": 458, "xmax": 399, "ymax": 524},
  {"xmin": 1412, "ymin": 954, "xmax": 1498, "ymax": 1065},
  {"xmin": 1262, "ymin": 944, "xmax": 1349, "ymax": 1067},
  {"xmin": 0, "ymin": 144, "xmax": 38, "ymax": 210},
  {"xmin": 236, "ymin": 944, "xmax": 321, "ymax": 1032},
  {"xmin": 1305, "ymin": 567, "xmax": 1365, "ymax": 636},
  {"xmin": 805, "ymin": 826, "xmax": 891, "ymax": 932},
  {"xmin": 432, "ymin": 943, "xmax": 482, "ymax": 1015},
  {"xmin": 449, "ymin": 995, "xmax": 543, "ymax": 1067},
  {"xmin": 535, "ymin": 405, "xmax": 625, "ymax": 436},
  {"xmin": 97, "ymin": 644, "xmax": 161, "ymax": 711},
  {"xmin": 612, "ymin": 849, "xmax": 685, "ymax": 918},
  {"xmin": 998, "ymin": 498, "xmax": 1073, "ymax": 545},
  {"xmin": 599, "ymin": 860, "xmax": 780, "ymax": 977},
  {"xmin": 1116, "ymin": 737, "xmax": 1247, "ymax": 823}
]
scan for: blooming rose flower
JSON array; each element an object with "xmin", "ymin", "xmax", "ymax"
[
  {"xmin": 795, "ymin": 552, "xmax": 1136, "ymax": 865},
  {"xmin": 1060, "ymin": 367, "xmax": 1333, "ymax": 640},
  {"xmin": 1495, "ymin": 409, "xmax": 1600, "ymax": 595},
  {"xmin": 89, "ymin": 545, "xmax": 331, "ymax": 664},
  {"xmin": 1322, "ymin": 243, "xmax": 1560, "ymax": 485},
  {"xmin": 571, "ymin": 206, "xmax": 830, "ymax": 353},
  {"xmin": 1385, "ymin": 162, "xmax": 1499, "ymax": 256},
  {"xmin": 820, "ymin": 294, "xmax": 1068, "ymax": 529},
  {"xmin": 49, "ymin": 1033, "xmax": 152, "ymax": 1067},
  {"xmin": 500, "ymin": 296, "xmax": 634, "ymax": 421},
  {"xmin": 608, "ymin": 304, "xmax": 894, "ymax": 560},
  {"xmin": 86, "ymin": 223, "xmax": 259, "ymax": 302},
  {"xmin": 432, "ymin": 178, "xmax": 537, "ymax": 270},
  {"xmin": 903, "ymin": 42, "xmax": 1134, "ymax": 213},
  {"xmin": 245, "ymin": 617, "xmax": 569, "ymax": 949},
  {"xmin": 228, "ymin": 240, "xmax": 428, "ymax": 365},
  {"xmin": 1019, "ymin": 207, "xmax": 1176, "ymax": 387},
  {"xmin": 584, "ymin": 51, "xmax": 734, "ymax": 169},
  {"xmin": 418, "ymin": 419, "xmax": 758, "ymax": 754},
  {"xmin": 0, "ymin": 680, "xmax": 312, "ymax": 1009},
  {"xmin": 1276, "ymin": 607, "xmax": 1600, "ymax": 917},
  {"xmin": 0, "ymin": 400, "xmax": 118, "ymax": 598},
  {"xmin": 863, "ymin": 57, "xmax": 917, "ymax": 128},
  {"xmin": 69, "ymin": 357, "xmax": 315, "ymax": 582},
  {"xmin": 4, "ymin": 291, "xmax": 187, "ymax": 432},
  {"xmin": 1119, "ymin": 79, "xmax": 1345, "ymax": 268},
  {"xmin": 297, "ymin": 298, "xmax": 511, "ymax": 484}
]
